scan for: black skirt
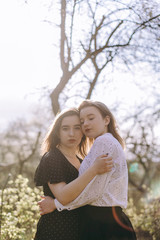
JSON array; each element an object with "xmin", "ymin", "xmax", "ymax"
[{"xmin": 79, "ymin": 205, "xmax": 137, "ymax": 240}]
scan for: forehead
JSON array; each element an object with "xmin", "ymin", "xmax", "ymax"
[
  {"xmin": 80, "ymin": 106, "xmax": 100, "ymax": 118},
  {"xmin": 61, "ymin": 115, "xmax": 80, "ymax": 126}
]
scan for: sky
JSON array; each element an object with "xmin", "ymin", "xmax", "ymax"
[
  {"xmin": 0, "ymin": 0, "xmax": 61, "ymax": 127},
  {"xmin": 0, "ymin": 0, "xmax": 159, "ymax": 130}
]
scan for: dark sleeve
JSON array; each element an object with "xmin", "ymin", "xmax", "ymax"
[{"xmin": 34, "ymin": 151, "xmax": 67, "ymax": 186}]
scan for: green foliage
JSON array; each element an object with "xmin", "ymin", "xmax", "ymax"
[
  {"xmin": 0, "ymin": 175, "xmax": 42, "ymax": 240},
  {"xmin": 125, "ymin": 190, "xmax": 160, "ymax": 240},
  {"xmin": 0, "ymin": 175, "xmax": 160, "ymax": 240}
]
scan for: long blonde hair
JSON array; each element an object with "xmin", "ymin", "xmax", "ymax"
[
  {"xmin": 78, "ymin": 100, "xmax": 125, "ymax": 149},
  {"xmin": 41, "ymin": 108, "xmax": 88, "ymax": 157}
]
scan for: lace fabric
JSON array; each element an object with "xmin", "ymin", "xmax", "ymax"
[{"xmin": 55, "ymin": 133, "xmax": 128, "ymax": 211}]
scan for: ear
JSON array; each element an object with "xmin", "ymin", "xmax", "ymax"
[{"xmin": 104, "ymin": 116, "xmax": 110, "ymax": 126}]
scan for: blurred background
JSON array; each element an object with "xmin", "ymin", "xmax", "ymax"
[{"xmin": 0, "ymin": 0, "xmax": 160, "ymax": 239}]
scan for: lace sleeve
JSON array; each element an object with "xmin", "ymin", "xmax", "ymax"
[{"xmin": 55, "ymin": 134, "xmax": 116, "ymax": 211}]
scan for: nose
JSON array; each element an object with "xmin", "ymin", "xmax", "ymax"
[
  {"xmin": 69, "ymin": 128, "xmax": 74, "ymax": 136},
  {"xmin": 83, "ymin": 119, "xmax": 89, "ymax": 127}
]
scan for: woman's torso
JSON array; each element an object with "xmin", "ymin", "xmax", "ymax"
[
  {"xmin": 79, "ymin": 133, "xmax": 128, "ymax": 208},
  {"xmin": 34, "ymin": 148, "xmax": 82, "ymax": 240}
]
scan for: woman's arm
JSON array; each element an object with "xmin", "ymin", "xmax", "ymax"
[
  {"xmin": 39, "ymin": 136, "xmax": 116, "ymax": 214},
  {"xmin": 48, "ymin": 154, "xmax": 112, "ymax": 205},
  {"xmin": 54, "ymin": 136, "xmax": 116, "ymax": 211}
]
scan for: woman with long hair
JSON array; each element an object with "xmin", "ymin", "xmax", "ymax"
[
  {"xmin": 34, "ymin": 107, "xmax": 112, "ymax": 240},
  {"xmin": 39, "ymin": 100, "xmax": 137, "ymax": 240}
]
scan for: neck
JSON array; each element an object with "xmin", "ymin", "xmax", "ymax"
[{"xmin": 57, "ymin": 145, "xmax": 77, "ymax": 158}]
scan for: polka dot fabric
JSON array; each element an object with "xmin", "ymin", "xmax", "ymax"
[{"xmin": 34, "ymin": 148, "xmax": 81, "ymax": 240}]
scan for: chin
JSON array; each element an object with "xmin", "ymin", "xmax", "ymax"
[{"xmin": 86, "ymin": 133, "xmax": 96, "ymax": 139}]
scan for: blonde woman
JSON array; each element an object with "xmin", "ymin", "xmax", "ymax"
[{"xmin": 39, "ymin": 100, "xmax": 137, "ymax": 240}]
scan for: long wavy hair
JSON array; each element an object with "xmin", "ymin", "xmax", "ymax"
[
  {"xmin": 41, "ymin": 108, "xmax": 88, "ymax": 157},
  {"xmin": 78, "ymin": 100, "xmax": 125, "ymax": 149}
]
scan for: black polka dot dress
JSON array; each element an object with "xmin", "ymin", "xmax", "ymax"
[{"xmin": 34, "ymin": 148, "xmax": 81, "ymax": 240}]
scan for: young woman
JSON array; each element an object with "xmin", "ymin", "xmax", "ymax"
[
  {"xmin": 34, "ymin": 108, "xmax": 113, "ymax": 240},
  {"xmin": 39, "ymin": 100, "xmax": 137, "ymax": 240}
]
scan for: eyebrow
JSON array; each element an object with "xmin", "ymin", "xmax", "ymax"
[
  {"xmin": 80, "ymin": 113, "xmax": 95, "ymax": 119},
  {"xmin": 61, "ymin": 124, "xmax": 81, "ymax": 127}
]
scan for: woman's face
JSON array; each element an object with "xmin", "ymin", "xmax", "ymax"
[
  {"xmin": 80, "ymin": 106, "xmax": 109, "ymax": 139},
  {"xmin": 59, "ymin": 115, "xmax": 83, "ymax": 149}
]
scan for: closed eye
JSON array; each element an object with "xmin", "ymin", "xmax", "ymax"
[
  {"xmin": 75, "ymin": 126, "xmax": 81, "ymax": 129},
  {"xmin": 62, "ymin": 127, "xmax": 68, "ymax": 131}
]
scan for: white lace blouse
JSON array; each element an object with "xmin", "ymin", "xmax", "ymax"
[{"xmin": 55, "ymin": 133, "xmax": 128, "ymax": 211}]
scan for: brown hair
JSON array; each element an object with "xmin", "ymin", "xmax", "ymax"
[
  {"xmin": 78, "ymin": 100, "xmax": 125, "ymax": 149},
  {"xmin": 41, "ymin": 108, "xmax": 88, "ymax": 157}
]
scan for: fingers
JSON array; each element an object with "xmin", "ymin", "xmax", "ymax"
[
  {"xmin": 40, "ymin": 195, "xmax": 45, "ymax": 199},
  {"xmin": 38, "ymin": 200, "xmax": 44, "ymax": 206},
  {"xmin": 38, "ymin": 203, "xmax": 46, "ymax": 215},
  {"xmin": 38, "ymin": 198, "xmax": 46, "ymax": 215},
  {"xmin": 105, "ymin": 159, "xmax": 114, "ymax": 166},
  {"xmin": 102, "ymin": 158, "xmax": 113, "ymax": 165},
  {"xmin": 100, "ymin": 155, "xmax": 112, "ymax": 160},
  {"xmin": 105, "ymin": 162, "xmax": 114, "ymax": 171},
  {"xmin": 105, "ymin": 156, "xmax": 112, "ymax": 161},
  {"xmin": 95, "ymin": 154, "xmax": 114, "ymax": 174},
  {"xmin": 102, "ymin": 159, "xmax": 114, "ymax": 173},
  {"xmin": 98, "ymin": 156, "xmax": 113, "ymax": 166},
  {"xmin": 40, "ymin": 210, "xmax": 45, "ymax": 215},
  {"xmin": 99, "ymin": 154, "xmax": 110, "ymax": 158},
  {"xmin": 39, "ymin": 204, "xmax": 43, "ymax": 215},
  {"xmin": 106, "ymin": 165, "xmax": 113, "ymax": 171},
  {"xmin": 105, "ymin": 163, "xmax": 113, "ymax": 168}
]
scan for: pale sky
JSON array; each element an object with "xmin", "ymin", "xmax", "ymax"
[
  {"xmin": 0, "ymin": 0, "xmax": 158, "ymax": 129},
  {"xmin": 0, "ymin": 0, "xmax": 60, "ymax": 127}
]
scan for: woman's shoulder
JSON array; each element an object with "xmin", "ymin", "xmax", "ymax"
[
  {"xmin": 34, "ymin": 148, "xmax": 65, "ymax": 186},
  {"xmin": 93, "ymin": 133, "xmax": 120, "ymax": 154},
  {"xmin": 39, "ymin": 148, "xmax": 63, "ymax": 166},
  {"xmin": 45, "ymin": 148, "xmax": 60, "ymax": 157},
  {"xmin": 94, "ymin": 133, "xmax": 115, "ymax": 144}
]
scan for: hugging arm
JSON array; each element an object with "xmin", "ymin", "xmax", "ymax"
[
  {"xmin": 39, "ymin": 153, "xmax": 112, "ymax": 215},
  {"xmin": 39, "ymin": 138, "xmax": 115, "ymax": 214},
  {"xmin": 48, "ymin": 154, "xmax": 112, "ymax": 206},
  {"xmin": 55, "ymin": 139, "xmax": 115, "ymax": 211}
]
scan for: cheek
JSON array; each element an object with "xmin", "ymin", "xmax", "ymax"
[
  {"xmin": 79, "ymin": 131, "xmax": 83, "ymax": 139},
  {"xmin": 81, "ymin": 125, "xmax": 85, "ymax": 133}
]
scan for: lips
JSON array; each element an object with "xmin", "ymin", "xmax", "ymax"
[
  {"xmin": 85, "ymin": 128, "xmax": 91, "ymax": 132},
  {"xmin": 68, "ymin": 139, "xmax": 76, "ymax": 142}
]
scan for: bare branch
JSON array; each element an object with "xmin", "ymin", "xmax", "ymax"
[{"xmin": 60, "ymin": 0, "xmax": 67, "ymax": 72}]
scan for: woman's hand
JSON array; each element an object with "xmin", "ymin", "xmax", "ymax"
[
  {"xmin": 92, "ymin": 154, "xmax": 113, "ymax": 175},
  {"xmin": 38, "ymin": 196, "xmax": 56, "ymax": 215}
]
